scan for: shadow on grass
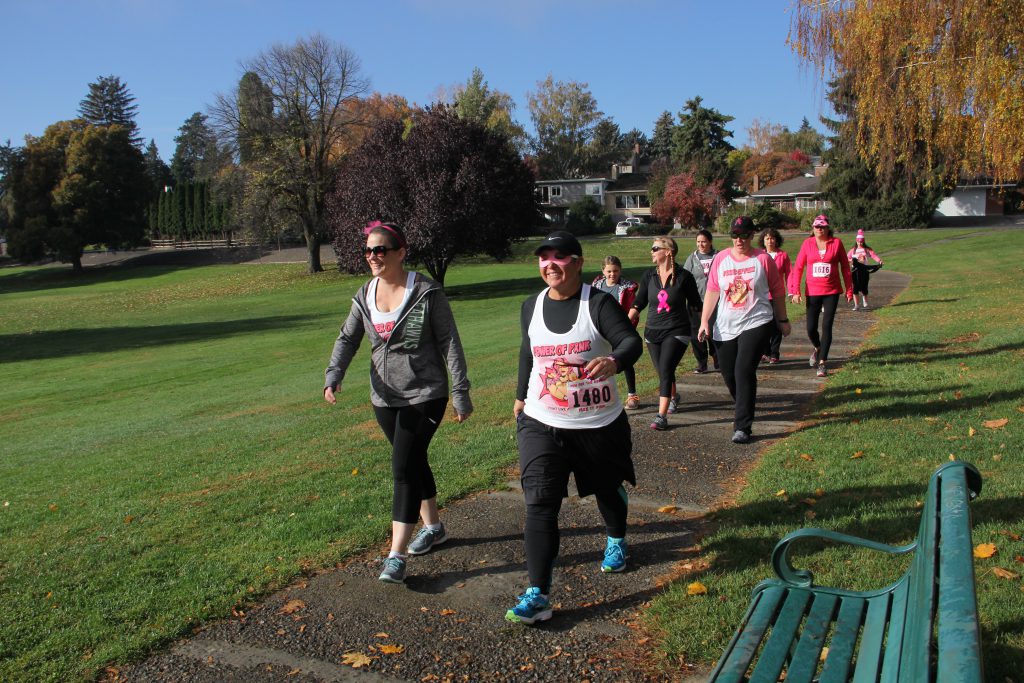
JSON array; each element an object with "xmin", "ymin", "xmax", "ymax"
[
  {"xmin": 855, "ymin": 340, "xmax": 1024, "ymax": 366},
  {"xmin": 444, "ymin": 275, "xmax": 551, "ymax": 301},
  {"xmin": 885, "ymin": 298, "xmax": 961, "ymax": 307},
  {"xmin": 0, "ymin": 315, "xmax": 314, "ymax": 363},
  {"xmin": 0, "ymin": 248, "xmax": 272, "ymax": 295}
]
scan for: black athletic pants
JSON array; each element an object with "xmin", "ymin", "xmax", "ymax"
[
  {"xmin": 516, "ymin": 412, "xmax": 633, "ymax": 593},
  {"xmin": 646, "ymin": 333, "xmax": 689, "ymax": 398},
  {"xmin": 715, "ymin": 321, "xmax": 774, "ymax": 435},
  {"xmin": 805, "ymin": 293, "xmax": 840, "ymax": 361},
  {"xmin": 373, "ymin": 397, "xmax": 447, "ymax": 524},
  {"xmin": 689, "ymin": 306, "xmax": 717, "ymax": 367}
]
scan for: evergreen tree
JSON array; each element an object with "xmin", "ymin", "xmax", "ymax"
[
  {"xmin": 171, "ymin": 113, "xmax": 217, "ymax": 185},
  {"xmin": 142, "ymin": 139, "xmax": 171, "ymax": 199},
  {"xmin": 819, "ymin": 73, "xmax": 945, "ymax": 230},
  {"xmin": 174, "ymin": 186, "xmax": 187, "ymax": 238},
  {"xmin": 584, "ymin": 119, "xmax": 626, "ymax": 176},
  {"xmin": 649, "ymin": 111, "xmax": 675, "ymax": 162},
  {"xmin": 78, "ymin": 75, "xmax": 143, "ymax": 147},
  {"xmin": 237, "ymin": 72, "xmax": 274, "ymax": 164},
  {"xmin": 670, "ymin": 96, "xmax": 735, "ymax": 189}
]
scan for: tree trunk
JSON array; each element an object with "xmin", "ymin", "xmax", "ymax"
[
  {"xmin": 305, "ymin": 231, "xmax": 323, "ymax": 273},
  {"xmin": 72, "ymin": 256, "xmax": 84, "ymax": 273}
]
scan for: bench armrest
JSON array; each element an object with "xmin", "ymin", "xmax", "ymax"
[{"xmin": 772, "ymin": 528, "xmax": 917, "ymax": 588}]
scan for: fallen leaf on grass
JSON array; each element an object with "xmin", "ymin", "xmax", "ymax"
[
  {"xmin": 341, "ymin": 652, "xmax": 373, "ymax": 668},
  {"xmin": 805, "ymin": 510, "xmax": 817, "ymax": 520},
  {"xmin": 800, "ymin": 453, "xmax": 814, "ymax": 462},
  {"xmin": 851, "ymin": 451, "xmax": 864, "ymax": 459},
  {"xmin": 992, "ymin": 567, "xmax": 1020, "ymax": 580},
  {"xmin": 378, "ymin": 644, "xmax": 404, "ymax": 654},
  {"xmin": 855, "ymin": 388, "xmax": 862, "ymax": 395},
  {"xmin": 997, "ymin": 530, "xmax": 1022, "ymax": 541},
  {"xmin": 974, "ymin": 543, "xmax": 998, "ymax": 559},
  {"xmin": 775, "ymin": 489, "xmax": 787, "ymax": 497},
  {"xmin": 968, "ymin": 427, "xmax": 976, "ymax": 437},
  {"xmin": 351, "ymin": 468, "xmax": 359, "ymax": 476},
  {"xmin": 801, "ymin": 498, "xmax": 817, "ymax": 506},
  {"xmin": 48, "ymin": 504, "xmax": 58, "ymax": 512},
  {"xmin": 687, "ymin": 582, "xmax": 708, "ymax": 596},
  {"xmin": 657, "ymin": 505, "xmax": 679, "ymax": 514},
  {"xmin": 1015, "ymin": 556, "xmax": 1024, "ymax": 564},
  {"xmin": 814, "ymin": 488, "xmax": 825, "ymax": 498},
  {"xmin": 124, "ymin": 515, "xmax": 134, "ymax": 524},
  {"xmin": 279, "ymin": 599, "xmax": 305, "ymax": 615},
  {"xmin": 983, "ymin": 418, "xmax": 1009, "ymax": 429},
  {"xmin": 1017, "ymin": 406, "xmax": 1024, "ymax": 413}
]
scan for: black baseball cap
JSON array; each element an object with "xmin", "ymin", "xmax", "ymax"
[
  {"xmin": 534, "ymin": 230, "xmax": 583, "ymax": 257},
  {"xmin": 730, "ymin": 216, "xmax": 755, "ymax": 237}
]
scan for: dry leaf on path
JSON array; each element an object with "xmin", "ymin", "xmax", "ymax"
[
  {"xmin": 657, "ymin": 505, "xmax": 679, "ymax": 514},
  {"xmin": 341, "ymin": 652, "xmax": 373, "ymax": 668},
  {"xmin": 983, "ymin": 418, "xmax": 1009, "ymax": 429},
  {"xmin": 974, "ymin": 543, "xmax": 998, "ymax": 559},
  {"xmin": 279, "ymin": 599, "xmax": 306, "ymax": 615},
  {"xmin": 374, "ymin": 632, "xmax": 389, "ymax": 638},
  {"xmin": 439, "ymin": 609, "xmax": 456, "ymax": 616},
  {"xmin": 378, "ymin": 644, "xmax": 404, "ymax": 655},
  {"xmin": 687, "ymin": 582, "xmax": 708, "ymax": 596}
]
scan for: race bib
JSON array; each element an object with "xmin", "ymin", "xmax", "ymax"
[
  {"xmin": 535, "ymin": 358, "xmax": 614, "ymax": 416},
  {"xmin": 812, "ymin": 262, "xmax": 832, "ymax": 278}
]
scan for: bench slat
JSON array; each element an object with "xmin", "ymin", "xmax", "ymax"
[
  {"xmin": 785, "ymin": 593, "xmax": 839, "ymax": 682},
  {"xmin": 901, "ymin": 476, "xmax": 940, "ymax": 680},
  {"xmin": 710, "ymin": 585, "xmax": 786, "ymax": 683},
  {"xmin": 852, "ymin": 591, "xmax": 891, "ymax": 683},
  {"xmin": 818, "ymin": 596, "xmax": 866, "ymax": 683},
  {"xmin": 747, "ymin": 589, "xmax": 811, "ymax": 683},
  {"xmin": 937, "ymin": 469, "xmax": 984, "ymax": 682},
  {"xmin": 879, "ymin": 579, "xmax": 909, "ymax": 681}
]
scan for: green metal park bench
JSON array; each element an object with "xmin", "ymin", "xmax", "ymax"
[{"xmin": 708, "ymin": 461, "xmax": 983, "ymax": 683}]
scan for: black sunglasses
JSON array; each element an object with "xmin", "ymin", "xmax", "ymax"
[
  {"xmin": 730, "ymin": 232, "xmax": 754, "ymax": 240},
  {"xmin": 651, "ymin": 246, "xmax": 666, "ymax": 252},
  {"xmin": 363, "ymin": 245, "xmax": 395, "ymax": 257}
]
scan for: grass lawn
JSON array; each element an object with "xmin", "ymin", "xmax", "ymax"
[
  {"xmin": 644, "ymin": 228, "xmax": 1024, "ymax": 681},
  {"xmin": 1, "ymin": 227, "xmax": 1017, "ymax": 680}
]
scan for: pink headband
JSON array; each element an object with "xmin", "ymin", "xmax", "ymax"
[{"xmin": 363, "ymin": 220, "xmax": 406, "ymax": 249}]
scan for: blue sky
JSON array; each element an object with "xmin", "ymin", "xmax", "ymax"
[{"xmin": 1, "ymin": 0, "xmax": 832, "ymax": 161}]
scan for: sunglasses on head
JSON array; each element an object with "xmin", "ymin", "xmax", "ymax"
[
  {"xmin": 363, "ymin": 245, "xmax": 395, "ymax": 257},
  {"xmin": 538, "ymin": 251, "xmax": 576, "ymax": 267}
]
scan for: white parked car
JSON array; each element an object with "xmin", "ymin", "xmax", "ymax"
[{"xmin": 615, "ymin": 217, "xmax": 643, "ymax": 236}]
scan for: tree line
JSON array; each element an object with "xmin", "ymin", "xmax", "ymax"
[{"xmin": 3, "ymin": 7, "xmax": 1021, "ymax": 273}]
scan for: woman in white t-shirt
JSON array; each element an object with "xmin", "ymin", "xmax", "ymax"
[{"xmin": 698, "ymin": 216, "xmax": 791, "ymax": 444}]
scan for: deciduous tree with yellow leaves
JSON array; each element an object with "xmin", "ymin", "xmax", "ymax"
[{"xmin": 790, "ymin": 0, "xmax": 1024, "ymax": 183}]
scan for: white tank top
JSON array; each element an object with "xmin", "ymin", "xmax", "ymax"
[{"xmin": 523, "ymin": 285, "xmax": 620, "ymax": 429}]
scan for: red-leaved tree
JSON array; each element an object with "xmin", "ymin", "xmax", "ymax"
[
  {"xmin": 651, "ymin": 172, "xmax": 724, "ymax": 229},
  {"xmin": 329, "ymin": 105, "xmax": 538, "ymax": 285}
]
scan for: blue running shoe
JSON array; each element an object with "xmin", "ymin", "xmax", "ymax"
[
  {"xmin": 601, "ymin": 538, "xmax": 627, "ymax": 573},
  {"xmin": 378, "ymin": 556, "xmax": 406, "ymax": 584},
  {"xmin": 504, "ymin": 587, "xmax": 552, "ymax": 625}
]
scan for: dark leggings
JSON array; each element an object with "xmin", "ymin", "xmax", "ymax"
[
  {"xmin": 805, "ymin": 294, "xmax": 840, "ymax": 361},
  {"xmin": 715, "ymin": 321, "xmax": 774, "ymax": 435},
  {"xmin": 525, "ymin": 486, "xmax": 628, "ymax": 593},
  {"xmin": 646, "ymin": 333, "xmax": 689, "ymax": 398},
  {"xmin": 372, "ymin": 397, "xmax": 447, "ymax": 524},
  {"xmin": 622, "ymin": 364, "xmax": 636, "ymax": 394},
  {"xmin": 689, "ymin": 307, "xmax": 717, "ymax": 366}
]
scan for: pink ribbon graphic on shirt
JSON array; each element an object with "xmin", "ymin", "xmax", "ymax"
[{"xmin": 656, "ymin": 289, "xmax": 671, "ymax": 313}]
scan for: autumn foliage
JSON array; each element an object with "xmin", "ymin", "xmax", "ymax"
[{"xmin": 651, "ymin": 172, "xmax": 724, "ymax": 229}]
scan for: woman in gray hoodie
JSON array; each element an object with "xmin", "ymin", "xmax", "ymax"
[{"xmin": 324, "ymin": 222, "xmax": 472, "ymax": 584}]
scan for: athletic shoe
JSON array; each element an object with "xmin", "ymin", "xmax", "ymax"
[
  {"xmin": 378, "ymin": 557, "xmax": 407, "ymax": 584},
  {"xmin": 809, "ymin": 348, "xmax": 819, "ymax": 367},
  {"xmin": 505, "ymin": 587, "xmax": 552, "ymax": 625},
  {"xmin": 761, "ymin": 354, "xmax": 769, "ymax": 362},
  {"xmin": 692, "ymin": 364, "xmax": 707, "ymax": 375},
  {"xmin": 851, "ymin": 302, "xmax": 858, "ymax": 311},
  {"xmin": 408, "ymin": 524, "xmax": 447, "ymax": 555},
  {"xmin": 667, "ymin": 396, "xmax": 679, "ymax": 414},
  {"xmin": 816, "ymin": 362, "xmax": 827, "ymax": 377},
  {"xmin": 731, "ymin": 430, "xmax": 750, "ymax": 444},
  {"xmin": 861, "ymin": 299, "xmax": 869, "ymax": 309},
  {"xmin": 625, "ymin": 394, "xmax": 640, "ymax": 410},
  {"xmin": 768, "ymin": 357, "xmax": 779, "ymax": 365},
  {"xmin": 650, "ymin": 414, "xmax": 669, "ymax": 431},
  {"xmin": 601, "ymin": 538, "xmax": 627, "ymax": 573}
]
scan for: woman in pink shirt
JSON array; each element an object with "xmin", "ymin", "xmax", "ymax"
[
  {"xmin": 758, "ymin": 227, "xmax": 791, "ymax": 364},
  {"xmin": 787, "ymin": 214, "xmax": 852, "ymax": 377},
  {"xmin": 847, "ymin": 229, "xmax": 884, "ymax": 310},
  {"xmin": 698, "ymin": 216, "xmax": 790, "ymax": 444}
]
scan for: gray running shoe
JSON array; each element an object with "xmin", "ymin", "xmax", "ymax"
[
  {"xmin": 667, "ymin": 395, "xmax": 679, "ymax": 414},
  {"xmin": 809, "ymin": 348, "xmax": 819, "ymax": 367},
  {"xmin": 408, "ymin": 524, "xmax": 448, "ymax": 555},
  {"xmin": 378, "ymin": 556, "xmax": 407, "ymax": 583},
  {"xmin": 816, "ymin": 362, "xmax": 827, "ymax": 377},
  {"xmin": 650, "ymin": 414, "xmax": 669, "ymax": 431},
  {"xmin": 731, "ymin": 430, "xmax": 750, "ymax": 444}
]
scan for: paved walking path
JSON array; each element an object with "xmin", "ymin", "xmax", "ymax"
[{"xmin": 114, "ymin": 271, "xmax": 910, "ymax": 683}]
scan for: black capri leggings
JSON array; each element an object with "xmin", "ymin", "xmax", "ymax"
[
  {"xmin": 373, "ymin": 397, "xmax": 448, "ymax": 524},
  {"xmin": 646, "ymin": 333, "xmax": 689, "ymax": 398},
  {"xmin": 805, "ymin": 293, "xmax": 840, "ymax": 361}
]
